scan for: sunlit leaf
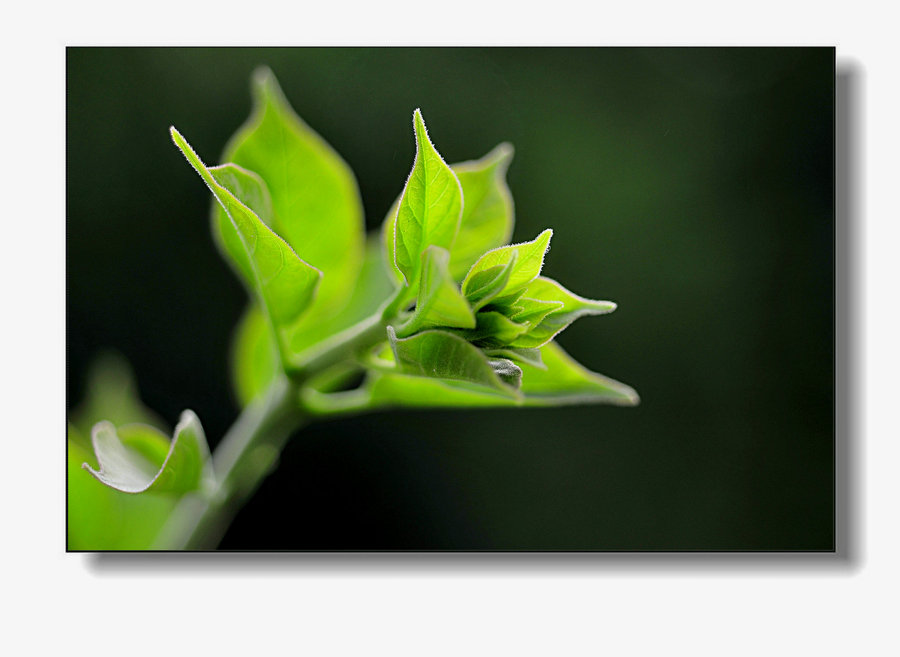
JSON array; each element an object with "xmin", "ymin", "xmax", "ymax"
[
  {"xmin": 395, "ymin": 246, "xmax": 475, "ymax": 338},
  {"xmin": 462, "ymin": 229, "xmax": 552, "ymax": 304},
  {"xmin": 171, "ymin": 127, "xmax": 321, "ymax": 366},
  {"xmin": 387, "ymin": 326, "xmax": 518, "ymax": 396},
  {"xmin": 458, "ymin": 311, "xmax": 530, "ymax": 347},
  {"xmin": 220, "ymin": 67, "xmax": 364, "ymax": 316},
  {"xmin": 67, "ymin": 425, "xmax": 177, "ymax": 551},
  {"xmin": 231, "ymin": 238, "xmax": 396, "ymax": 404},
  {"xmin": 463, "ymin": 253, "xmax": 518, "ymax": 312},
  {"xmin": 390, "ymin": 109, "xmax": 463, "ymax": 289},
  {"xmin": 83, "ymin": 410, "xmax": 214, "ymax": 495},
  {"xmin": 509, "ymin": 277, "xmax": 617, "ymax": 348}
]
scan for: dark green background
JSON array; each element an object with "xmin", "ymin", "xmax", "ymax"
[{"xmin": 66, "ymin": 48, "xmax": 834, "ymax": 550}]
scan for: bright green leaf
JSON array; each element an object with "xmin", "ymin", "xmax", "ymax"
[
  {"xmin": 220, "ymin": 67, "xmax": 364, "ymax": 316},
  {"xmin": 69, "ymin": 352, "xmax": 168, "ymax": 447},
  {"xmin": 462, "ymin": 229, "xmax": 553, "ymax": 304},
  {"xmin": 509, "ymin": 277, "xmax": 617, "ymax": 348},
  {"xmin": 504, "ymin": 297, "xmax": 565, "ymax": 329},
  {"xmin": 83, "ymin": 410, "xmax": 214, "ymax": 495},
  {"xmin": 483, "ymin": 346, "xmax": 546, "ymax": 370},
  {"xmin": 171, "ymin": 127, "xmax": 321, "ymax": 365},
  {"xmin": 232, "ymin": 237, "xmax": 396, "ymax": 404},
  {"xmin": 395, "ymin": 246, "xmax": 475, "ymax": 338},
  {"xmin": 68, "ymin": 425, "xmax": 177, "ymax": 550},
  {"xmin": 387, "ymin": 326, "xmax": 518, "ymax": 397},
  {"xmin": 448, "ymin": 143, "xmax": 515, "ymax": 279},
  {"xmin": 390, "ymin": 109, "xmax": 463, "ymax": 288},
  {"xmin": 459, "ymin": 311, "xmax": 530, "ymax": 347},
  {"xmin": 463, "ymin": 252, "xmax": 518, "ymax": 312},
  {"xmin": 355, "ymin": 340, "xmax": 637, "ymax": 410},
  {"xmin": 518, "ymin": 342, "xmax": 639, "ymax": 406}
]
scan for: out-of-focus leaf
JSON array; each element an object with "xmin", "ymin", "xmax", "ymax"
[
  {"xmin": 231, "ymin": 302, "xmax": 280, "ymax": 407},
  {"xmin": 171, "ymin": 127, "xmax": 321, "ymax": 367},
  {"xmin": 509, "ymin": 277, "xmax": 617, "ymax": 348},
  {"xmin": 395, "ymin": 246, "xmax": 475, "ymax": 338},
  {"xmin": 488, "ymin": 357, "xmax": 523, "ymax": 389},
  {"xmin": 83, "ymin": 411, "xmax": 214, "ymax": 495},
  {"xmin": 69, "ymin": 352, "xmax": 167, "ymax": 447},
  {"xmin": 461, "ymin": 229, "xmax": 553, "ymax": 304},
  {"xmin": 390, "ymin": 109, "xmax": 463, "ymax": 289},
  {"xmin": 448, "ymin": 143, "xmax": 515, "ymax": 279},
  {"xmin": 67, "ymin": 425, "xmax": 176, "ymax": 551},
  {"xmin": 387, "ymin": 326, "xmax": 518, "ymax": 397},
  {"xmin": 220, "ymin": 67, "xmax": 364, "ymax": 316}
]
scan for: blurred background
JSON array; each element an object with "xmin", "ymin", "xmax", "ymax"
[{"xmin": 67, "ymin": 48, "xmax": 833, "ymax": 550}]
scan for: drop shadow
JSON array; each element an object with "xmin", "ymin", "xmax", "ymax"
[{"xmin": 83, "ymin": 59, "xmax": 864, "ymax": 578}]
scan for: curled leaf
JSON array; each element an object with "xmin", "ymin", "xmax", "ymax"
[{"xmin": 83, "ymin": 410, "xmax": 214, "ymax": 495}]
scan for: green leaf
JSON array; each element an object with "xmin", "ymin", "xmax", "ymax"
[
  {"xmin": 383, "ymin": 143, "xmax": 515, "ymax": 284},
  {"xmin": 395, "ymin": 246, "xmax": 475, "ymax": 338},
  {"xmin": 231, "ymin": 237, "xmax": 396, "ymax": 404},
  {"xmin": 518, "ymin": 342, "xmax": 639, "ymax": 406},
  {"xmin": 171, "ymin": 127, "xmax": 322, "ymax": 365},
  {"xmin": 230, "ymin": 304, "xmax": 279, "ymax": 407},
  {"xmin": 387, "ymin": 326, "xmax": 518, "ymax": 397},
  {"xmin": 509, "ymin": 277, "xmax": 617, "ymax": 348},
  {"xmin": 83, "ymin": 411, "xmax": 214, "ymax": 495},
  {"xmin": 390, "ymin": 109, "xmax": 464, "ymax": 288},
  {"xmin": 483, "ymin": 346, "xmax": 546, "ymax": 370},
  {"xmin": 69, "ymin": 351, "xmax": 168, "ymax": 447},
  {"xmin": 219, "ymin": 67, "xmax": 364, "ymax": 316},
  {"xmin": 448, "ymin": 143, "xmax": 515, "ymax": 279},
  {"xmin": 461, "ymin": 229, "xmax": 553, "ymax": 304},
  {"xmin": 459, "ymin": 311, "xmax": 530, "ymax": 347},
  {"xmin": 462, "ymin": 252, "xmax": 518, "ymax": 311},
  {"xmin": 68, "ymin": 425, "xmax": 177, "ymax": 550},
  {"xmin": 503, "ymin": 297, "xmax": 565, "ymax": 329},
  {"xmin": 208, "ymin": 163, "xmax": 276, "ymax": 285},
  {"xmin": 340, "ymin": 341, "xmax": 636, "ymax": 411}
]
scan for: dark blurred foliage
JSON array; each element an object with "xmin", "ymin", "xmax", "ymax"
[{"xmin": 67, "ymin": 48, "xmax": 833, "ymax": 550}]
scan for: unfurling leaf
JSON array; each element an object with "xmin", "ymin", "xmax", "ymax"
[
  {"xmin": 395, "ymin": 246, "xmax": 475, "ymax": 338},
  {"xmin": 463, "ymin": 253, "xmax": 518, "ymax": 311},
  {"xmin": 219, "ymin": 67, "xmax": 364, "ymax": 316},
  {"xmin": 508, "ymin": 277, "xmax": 617, "ymax": 348},
  {"xmin": 171, "ymin": 128, "xmax": 321, "ymax": 365},
  {"xmin": 462, "ymin": 229, "xmax": 553, "ymax": 305},
  {"xmin": 390, "ymin": 109, "xmax": 463, "ymax": 288},
  {"xmin": 83, "ymin": 410, "xmax": 214, "ymax": 495}
]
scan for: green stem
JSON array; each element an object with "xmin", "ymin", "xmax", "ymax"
[
  {"xmin": 156, "ymin": 302, "xmax": 405, "ymax": 550},
  {"xmin": 155, "ymin": 376, "xmax": 304, "ymax": 550}
]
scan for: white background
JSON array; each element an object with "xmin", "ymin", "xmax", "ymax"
[{"xmin": 1, "ymin": 2, "xmax": 895, "ymax": 654}]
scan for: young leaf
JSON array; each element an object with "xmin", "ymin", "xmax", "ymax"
[
  {"xmin": 68, "ymin": 426, "xmax": 177, "ymax": 550},
  {"xmin": 391, "ymin": 109, "xmax": 464, "ymax": 288},
  {"xmin": 448, "ymin": 143, "xmax": 515, "ymax": 280},
  {"xmin": 518, "ymin": 342, "xmax": 639, "ymax": 406},
  {"xmin": 220, "ymin": 67, "xmax": 364, "ymax": 315},
  {"xmin": 488, "ymin": 357, "xmax": 523, "ymax": 389},
  {"xmin": 463, "ymin": 252, "xmax": 518, "ymax": 311},
  {"xmin": 171, "ymin": 128, "xmax": 322, "ymax": 363},
  {"xmin": 353, "ymin": 340, "xmax": 637, "ymax": 410},
  {"xmin": 459, "ymin": 311, "xmax": 530, "ymax": 347},
  {"xmin": 509, "ymin": 277, "xmax": 617, "ymax": 348},
  {"xmin": 83, "ymin": 411, "xmax": 214, "ymax": 495},
  {"xmin": 461, "ymin": 229, "xmax": 553, "ymax": 304},
  {"xmin": 387, "ymin": 326, "xmax": 518, "ymax": 397},
  {"xmin": 395, "ymin": 246, "xmax": 476, "ymax": 338},
  {"xmin": 483, "ymin": 346, "xmax": 546, "ymax": 370},
  {"xmin": 504, "ymin": 297, "xmax": 565, "ymax": 329},
  {"xmin": 231, "ymin": 237, "xmax": 397, "ymax": 405}
]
